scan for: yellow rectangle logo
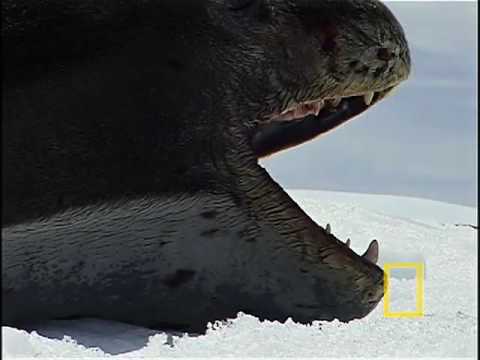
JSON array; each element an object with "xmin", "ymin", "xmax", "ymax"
[{"xmin": 383, "ymin": 262, "xmax": 424, "ymax": 318}]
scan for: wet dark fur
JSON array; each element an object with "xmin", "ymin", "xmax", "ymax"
[{"xmin": 2, "ymin": 0, "xmax": 410, "ymax": 332}]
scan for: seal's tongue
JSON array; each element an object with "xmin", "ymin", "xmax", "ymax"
[{"xmin": 362, "ymin": 240, "xmax": 379, "ymax": 264}]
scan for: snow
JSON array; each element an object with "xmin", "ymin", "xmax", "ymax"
[{"xmin": 2, "ymin": 190, "xmax": 477, "ymax": 359}]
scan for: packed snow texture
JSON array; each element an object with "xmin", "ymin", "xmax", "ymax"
[{"xmin": 2, "ymin": 190, "xmax": 477, "ymax": 358}]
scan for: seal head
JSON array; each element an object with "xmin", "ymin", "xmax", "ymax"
[{"xmin": 2, "ymin": 0, "xmax": 410, "ymax": 331}]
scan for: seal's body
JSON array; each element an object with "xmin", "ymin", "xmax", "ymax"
[{"xmin": 2, "ymin": 0, "xmax": 410, "ymax": 332}]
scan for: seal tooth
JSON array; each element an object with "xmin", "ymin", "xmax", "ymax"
[
  {"xmin": 364, "ymin": 92, "xmax": 374, "ymax": 106},
  {"xmin": 314, "ymin": 100, "xmax": 325, "ymax": 115},
  {"xmin": 325, "ymin": 223, "xmax": 331, "ymax": 234},
  {"xmin": 330, "ymin": 97, "xmax": 342, "ymax": 107},
  {"xmin": 362, "ymin": 239, "xmax": 379, "ymax": 264}
]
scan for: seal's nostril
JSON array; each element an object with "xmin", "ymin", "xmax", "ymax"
[{"xmin": 377, "ymin": 47, "xmax": 394, "ymax": 61}]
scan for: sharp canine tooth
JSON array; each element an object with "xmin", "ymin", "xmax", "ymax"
[
  {"xmin": 331, "ymin": 97, "xmax": 341, "ymax": 107},
  {"xmin": 314, "ymin": 100, "xmax": 325, "ymax": 115},
  {"xmin": 364, "ymin": 92, "xmax": 374, "ymax": 106},
  {"xmin": 362, "ymin": 239, "xmax": 379, "ymax": 264}
]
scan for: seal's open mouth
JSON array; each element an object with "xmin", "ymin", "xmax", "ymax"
[{"xmin": 250, "ymin": 85, "xmax": 400, "ymax": 267}]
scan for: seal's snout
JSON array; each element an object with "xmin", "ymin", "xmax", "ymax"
[
  {"xmin": 363, "ymin": 269, "xmax": 384, "ymax": 305},
  {"xmin": 349, "ymin": 37, "xmax": 411, "ymax": 91},
  {"xmin": 343, "ymin": 0, "xmax": 412, "ymax": 90},
  {"xmin": 293, "ymin": 0, "xmax": 411, "ymax": 95},
  {"xmin": 358, "ymin": 242, "xmax": 384, "ymax": 310},
  {"xmin": 343, "ymin": 261, "xmax": 384, "ymax": 320}
]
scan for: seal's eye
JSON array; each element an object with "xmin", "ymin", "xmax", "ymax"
[{"xmin": 227, "ymin": 0, "xmax": 257, "ymax": 11}]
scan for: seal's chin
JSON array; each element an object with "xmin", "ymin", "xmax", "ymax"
[{"xmin": 252, "ymin": 86, "xmax": 397, "ymax": 159}]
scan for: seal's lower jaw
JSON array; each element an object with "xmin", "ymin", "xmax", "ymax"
[{"xmin": 252, "ymin": 86, "xmax": 397, "ymax": 158}]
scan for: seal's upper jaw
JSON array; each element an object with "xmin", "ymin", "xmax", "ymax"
[
  {"xmin": 248, "ymin": 0, "xmax": 410, "ymax": 158},
  {"xmin": 288, "ymin": 0, "xmax": 411, "ymax": 97}
]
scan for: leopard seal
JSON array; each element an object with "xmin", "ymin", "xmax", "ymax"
[{"xmin": 2, "ymin": 0, "xmax": 410, "ymax": 332}]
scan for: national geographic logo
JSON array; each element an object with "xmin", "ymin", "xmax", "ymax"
[{"xmin": 383, "ymin": 262, "xmax": 425, "ymax": 318}]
